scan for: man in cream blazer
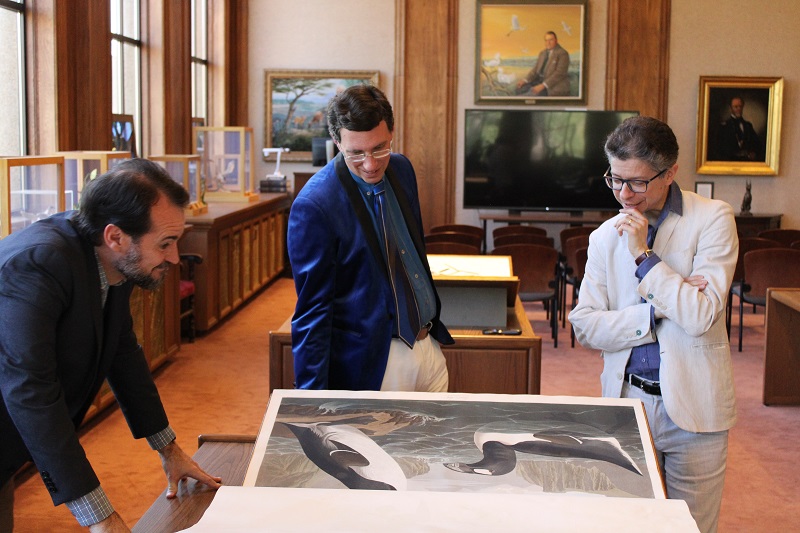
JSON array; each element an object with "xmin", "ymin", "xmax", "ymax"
[{"xmin": 569, "ymin": 117, "xmax": 737, "ymax": 533}]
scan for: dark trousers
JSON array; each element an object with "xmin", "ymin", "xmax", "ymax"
[{"xmin": 0, "ymin": 478, "xmax": 13, "ymax": 533}]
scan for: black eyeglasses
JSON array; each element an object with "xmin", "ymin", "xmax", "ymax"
[{"xmin": 603, "ymin": 167, "xmax": 668, "ymax": 193}]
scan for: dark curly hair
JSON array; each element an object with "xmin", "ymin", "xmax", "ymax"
[
  {"xmin": 73, "ymin": 158, "xmax": 189, "ymax": 245},
  {"xmin": 604, "ymin": 116, "xmax": 679, "ymax": 172},
  {"xmin": 326, "ymin": 84, "xmax": 394, "ymax": 143}
]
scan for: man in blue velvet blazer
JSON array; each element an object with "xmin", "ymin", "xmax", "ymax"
[
  {"xmin": 288, "ymin": 85, "xmax": 453, "ymax": 391},
  {"xmin": 0, "ymin": 159, "xmax": 221, "ymax": 530}
]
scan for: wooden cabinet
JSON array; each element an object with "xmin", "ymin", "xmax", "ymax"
[
  {"xmin": 735, "ymin": 213, "xmax": 781, "ymax": 238},
  {"xmin": 269, "ymin": 298, "xmax": 542, "ymax": 394},
  {"xmin": 182, "ymin": 193, "xmax": 291, "ymax": 332}
]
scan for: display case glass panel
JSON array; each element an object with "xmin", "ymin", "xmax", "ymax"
[
  {"xmin": 61, "ymin": 151, "xmax": 131, "ymax": 209},
  {"xmin": 193, "ymin": 126, "xmax": 257, "ymax": 202},
  {"xmin": 149, "ymin": 154, "xmax": 208, "ymax": 215},
  {"xmin": 1, "ymin": 156, "xmax": 66, "ymax": 238}
]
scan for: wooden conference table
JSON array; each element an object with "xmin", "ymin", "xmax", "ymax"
[{"xmin": 763, "ymin": 288, "xmax": 800, "ymax": 405}]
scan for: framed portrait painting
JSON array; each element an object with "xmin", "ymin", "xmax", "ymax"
[
  {"xmin": 476, "ymin": 0, "xmax": 587, "ymax": 104},
  {"xmin": 264, "ymin": 69, "xmax": 379, "ymax": 162},
  {"xmin": 695, "ymin": 76, "xmax": 783, "ymax": 176}
]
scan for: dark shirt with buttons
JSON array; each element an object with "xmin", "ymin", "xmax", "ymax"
[{"xmin": 625, "ymin": 183, "xmax": 683, "ymax": 382}]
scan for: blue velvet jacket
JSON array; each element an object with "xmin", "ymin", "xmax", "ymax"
[{"xmin": 287, "ymin": 153, "xmax": 453, "ymax": 390}]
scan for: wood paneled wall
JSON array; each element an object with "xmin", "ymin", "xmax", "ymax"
[
  {"xmin": 394, "ymin": 0, "xmax": 459, "ymax": 231},
  {"xmin": 163, "ymin": 1, "xmax": 192, "ymax": 153},
  {"xmin": 223, "ymin": 0, "xmax": 249, "ymax": 126},
  {"xmin": 605, "ymin": 0, "xmax": 671, "ymax": 119},
  {"xmin": 54, "ymin": 0, "xmax": 112, "ymax": 151}
]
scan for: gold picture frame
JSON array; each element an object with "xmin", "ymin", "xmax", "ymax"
[
  {"xmin": 696, "ymin": 76, "xmax": 783, "ymax": 176},
  {"xmin": 264, "ymin": 69, "xmax": 380, "ymax": 162}
]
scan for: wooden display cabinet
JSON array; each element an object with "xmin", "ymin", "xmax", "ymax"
[
  {"xmin": 181, "ymin": 193, "xmax": 292, "ymax": 332},
  {"xmin": 60, "ymin": 150, "xmax": 131, "ymax": 209},
  {"xmin": 149, "ymin": 154, "xmax": 208, "ymax": 215},
  {"xmin": 0, "ymin": 155, "xmax": 66, "ymax": 238},
  {"xmin": 193, "ymin": 126, "xmax": 257, "ymax": 203}
]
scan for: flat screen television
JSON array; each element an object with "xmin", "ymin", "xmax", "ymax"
[{"xmin": 463, "ymin": 109, "xmax": 638, "ymax": 212}]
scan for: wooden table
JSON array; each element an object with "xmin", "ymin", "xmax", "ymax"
[
  {"xmin": 133, "ymin": 436, "xmax": 255, "ymax": 532},
  {"xmin": 269, "ymin": 297, "xmax": 542, "ymax": 394},
  {"xmin": 763, "ymin": 288, "xmax": 800, "ymax": 405}
]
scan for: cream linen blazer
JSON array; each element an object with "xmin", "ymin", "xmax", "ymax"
[{"xmin": 569, "ymin": 190, "xmax": 738, "ymax": 433}]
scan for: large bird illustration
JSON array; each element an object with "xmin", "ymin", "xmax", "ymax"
[
  {"xmin": 444, "ymin": 426, "xmax": 643, "ymax": 477},
  {"xmin": 282, "ymin": 422, "xmax": 407, "ymax": 491}
]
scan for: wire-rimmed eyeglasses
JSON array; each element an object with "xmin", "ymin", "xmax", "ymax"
[
  {"xmin": 341, "ymin": 141, "xmax": 393, "ymax": 163},
  {"xmin": 603, "ymin": 167, "xmax": 668, "ymax": 193}
]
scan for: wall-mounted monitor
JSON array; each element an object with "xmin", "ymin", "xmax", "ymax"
[{"xmin": 463, "ymin": 109, "xmax": 638, "ymax": 212}]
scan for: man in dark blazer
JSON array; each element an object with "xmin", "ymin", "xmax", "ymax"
[
  {"xmin": 288, "ymin": 85, "xmax": 454, "ymax": 391},
  {"xmin": 516, "ymin": 31, "xmax": 571, "ymax": 97},
  {"xmin": 0, "ymin": 159, "xmax": 221, "ymax": 531}
]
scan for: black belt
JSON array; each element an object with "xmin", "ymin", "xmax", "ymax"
[{"xmin": 626, "ymin": 374, "xmax": 662, "ymax": 396}]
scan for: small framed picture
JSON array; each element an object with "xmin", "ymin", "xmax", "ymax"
[{"xmin": 695, "ymin": 181, "xmax": 714, "ymax": 199}]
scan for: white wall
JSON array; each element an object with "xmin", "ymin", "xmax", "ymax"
[
  {"xmin": 248, "ymin": 0, "xmax": 396, "ymax": 190},
  {"xmin": 668, "ymin": 0, "xmax": 799, "ymax": 229},
  {"xmin": 248, "ymin": 0, "xmax": 799, "ymax": 229}
]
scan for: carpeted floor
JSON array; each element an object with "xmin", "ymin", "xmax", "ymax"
[{"xmin": 11, "ymin": 275, "xmax": 800, "ymax": 532}]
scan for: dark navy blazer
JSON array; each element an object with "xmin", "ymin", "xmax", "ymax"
[{"xmin": 0, "ymin": 213, "xmax": 169, "ymax": 504}]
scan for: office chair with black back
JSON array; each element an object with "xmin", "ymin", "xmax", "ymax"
[{"xmin": 492, "ymin": 243, "xmax": 560, "ymax": 347}]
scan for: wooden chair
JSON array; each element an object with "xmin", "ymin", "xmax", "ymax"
[
  {"xmin": 425, "ymin": 231, "xmax": 483, "ymax": 251},
  {"xmin": 757, "ymin": 229, "xmax": 800, "ymax": 248},
  {"xmin": 492, "ymin": 243, "xmax": 560, "ymax": 347},
  {"xmin": 557, "ymin": 227, "xmax": 597, "ymax": 325},
  {"xmin": 425, "ymin": 241, "xmax": 481, "ymax": 255},
  {"xmin": 726, "ymin": 237, "xmax": 781, "ymax": 338},
  {"xmin": 430, "ymin": 224, "xmax": 486, "ymax": 252},
  {"xmin": 492, "ymin": 224, "xmax": 547, "ymax": 239},
  {"xmin": 791, "ymin": 240, "xmax": 800, "ymax": 250},
  {"xmin": 562, "ymin": 234, "xmax": 591, "ymax": 330},
  {"xmin": 492, "ymin": 233, "xmax": 555, "ymax": 248},
  {"xmin": 569, "ymin": 246, "xmax": 589, "ymax": 347},
  {"xmin": 179, "ymin": 253, "xmax": 203, "ymax": 342},
  {"xmin": 430, "ymin": 224, "xmax": 485, "ymax": 240},
  {"xmin": 734, "ymin": 248, "xmax": 800, "ymax": 352}
]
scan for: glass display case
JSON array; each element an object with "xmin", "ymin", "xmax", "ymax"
[
  {"xmin": 60, "ymin": 151, "xmax": 131, "ymax": 209},
  {"xmin": 193, "ymin": 126, "xmax": 257, "ymax": 202},
  {"xmin": 1, "ymin": 155, "xmax": 66, "ymax": 238},
  {"xmin": 149, "ymin": 154, "xmax": 208, "ymax": 215}
]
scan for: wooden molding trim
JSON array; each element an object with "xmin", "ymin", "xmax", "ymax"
[
  {"xmin": 394, "ymin": 0, "xmax": 458, "ymax": 230},
  {"xmin": 605, "ymin": 0, "xmax": 671, "ymax": 120}
]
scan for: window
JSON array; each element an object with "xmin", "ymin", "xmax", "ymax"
[
  {"xmin": 0, "ymin": 0, "xmax": 26, "ymax": 156},
  {"xmin": 110, "ymin": 0, "xmax": 141, "ymax": 157},
  {"xmin": 191, "ymin": 0, "xmax": 208, "ymax": 125}
]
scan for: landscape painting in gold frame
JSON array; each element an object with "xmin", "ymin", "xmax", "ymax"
[
  {"xmin": 264, "ymin": 69, "xmax": 379, "ymax": 162},
  {"xmin": 696, "ymin": 76, "xmax": 783, "ymax": 176}
]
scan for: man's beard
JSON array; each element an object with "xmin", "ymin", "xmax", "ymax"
[{"xmin": 113, "ymin": 243, "xmax": 169, "ymax": 291}]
